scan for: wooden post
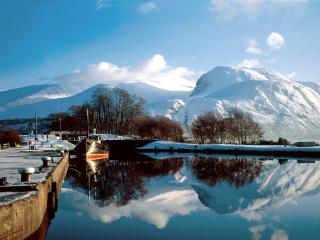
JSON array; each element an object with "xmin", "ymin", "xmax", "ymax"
[{"xmin": 48, "ymin": 191, "xmax": 56, "ymax": 219}]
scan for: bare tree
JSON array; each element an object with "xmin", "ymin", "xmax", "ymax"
[
  {"xmin": 133, "ymin": 116, "xmax": 183, "ymax": 141},
  {"xmin": 192, "ymin": 109, "xmax": 263, "ymax": 144},
  {"xmin": 48, "ymin": 87, "xmax": 145, "ymax": 136}
]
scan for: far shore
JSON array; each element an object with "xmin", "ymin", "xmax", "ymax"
[{"xmin": 137, "ymin": 141, "xmax": 320, "ymax": 158}]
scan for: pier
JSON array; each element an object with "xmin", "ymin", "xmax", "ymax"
[{"xmin": 0, "ymin": 148, "xmax": 69, "ymax": 240}]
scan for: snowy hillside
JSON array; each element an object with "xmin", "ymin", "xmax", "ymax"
[
  {"xmin": 0, "ymin": 84, "xmax": 70, "ymax": 113},
  {"xmin": 0, "ymin": 82, "xmax": 190, "ymax": 119},
  {"xmin": 161, "ymin": 66, "xmax": 320, "ymax": 140},
  {"xmin": 1, "ymin": 66, "xmax": 320, "ymax": 140}
]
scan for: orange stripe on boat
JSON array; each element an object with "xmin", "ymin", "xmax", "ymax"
[{"xmin": 86, "ymin": 153, "xmax": 109, "ymax": 160}]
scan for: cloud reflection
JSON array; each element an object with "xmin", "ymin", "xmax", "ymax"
[{"xmin": 62, "ymin": 187, "xmax": 206, "ymax": 229}]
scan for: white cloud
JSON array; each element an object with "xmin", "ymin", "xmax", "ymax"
[
  {"xmin": 249, "ymin": 224, "xmax": 267, "ymax": 240},
  {"xmin": 138, "ymin": 1, "xmax": 157, "ymax": 13},
  {"xmin": 271, "ymin": 229, "xmax": 289, "ymax": 240},
  {"xmin": 96, "ymin": 0, "xmax": 107, "ymax": 10},
  {"xmin": 53, "ymin": 54, "xmax": 197, "ymax": 93},
  {"xmin": 237, "ymin": 58, "xmax": 261, "ymax": 68},
  {"xmin": 210, "ymin": 0, "xmax": 308, "ymax": 21},
  {"xmin": 287, "ymin": 72, "xmax": 296, "ymax": 78},
  {"xmin": 246, "ymin": 38, "xmax": 262, "ymax": 55},
  {"xmin": 267, "ymin": 32, "xmax": 285, "ymax": 50},
  {"xmin": 210, "ymin": 0, "xmax": 262, "ymax": 21}
]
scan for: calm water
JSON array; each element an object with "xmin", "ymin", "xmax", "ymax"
[{"xmin": 44, "ymin": 155, "xmax": 320, "ymax": 240}]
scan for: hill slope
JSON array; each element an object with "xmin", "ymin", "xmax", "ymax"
[
  {"xmin": 162, "ymin": 67, "xmax": 320, "ymax": 140},
  {"xmin": 0, "ymin": 84, "xmax": 69, "ymax": 112},
  {"xmin": 0, "ymin": 83, "xmax": 190, "ymax": 119}
]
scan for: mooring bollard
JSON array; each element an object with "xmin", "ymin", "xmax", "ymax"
[
  {"xmin": 0, "ymin": 177, "xmax": 8, "ymax": 186},
  {"xmin": 18, "ymin": 167, "xmax": 35, "ymax": 182},
  {"xmin": 41, "ymin": 156, "xmax": 52, "ymax": 167},
  {"xmin": 57, "ymin": 149, "xmax": 64, "ymax": 156}
]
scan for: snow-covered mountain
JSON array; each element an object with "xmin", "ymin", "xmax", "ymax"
[
  {"xmin": 0, "ymin": 84, "xmax": 70, "ymax": 113},
  {"xmin": 1, "ymin": 66, "xmax": 320, "ymax": 140},
  {"xmin": 0, "ymin": 82, "xmax": 190, "ymax": 119},
  {"xmin": 161, "ymin": 66, "xmax": 320, "ymax": 140}
]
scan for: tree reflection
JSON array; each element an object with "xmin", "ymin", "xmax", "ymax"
[
  {"xmin": 68, "ymin": 157, "xmax": 184, "ymax": 207},
  {"xmin": 191, "ymin": 157, "xmax": 263, "ymax": 188}
]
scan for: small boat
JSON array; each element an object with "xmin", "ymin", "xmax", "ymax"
[{"xmin": 74, "ymin": 139, "xmax": 109, "ymax": 161}]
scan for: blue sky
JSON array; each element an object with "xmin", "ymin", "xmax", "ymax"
[{"xmin": 1, "ymin": 0, "xmax": 320, "ymax": 90}]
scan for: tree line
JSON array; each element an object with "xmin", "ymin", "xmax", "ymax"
[
  {"xmin": 49, "ymin": 87, "xmax": 145, "ymax": 135},
  {"xmin": 48, "ymin": 87, "xmax": 184, "ymax": 141},
  {"xmin": 48, "ymin": 87, "xmax": 263, "ymax": 143},
  {"xmin": 133, "ymin": 116, "xmax": 183, "ymax": 142},
  {"xmin": 191, "ymin": 110, "xmax": 263, "ymax": 144}
]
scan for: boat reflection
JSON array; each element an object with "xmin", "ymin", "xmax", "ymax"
[{"xmin": 68, "ymin": 155, "xmax": 184, "ymax": 207}]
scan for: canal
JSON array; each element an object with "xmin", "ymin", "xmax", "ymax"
[{"xmin": 41, "ymin": 155, "xmax": 320, "ymax": 240}]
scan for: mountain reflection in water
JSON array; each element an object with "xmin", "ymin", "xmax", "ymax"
[{"xmin": 46, "ymin": 156, "xmax": 320, "ymax": 240}]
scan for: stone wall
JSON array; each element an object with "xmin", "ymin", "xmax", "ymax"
[{"xmin": 0, "ymin": 153, "xmax": 69, "ymax": 240}]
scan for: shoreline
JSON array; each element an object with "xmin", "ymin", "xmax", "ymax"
[{"xmin": 137, "ymin": 141, "xmax": 320, "ymax": 158}]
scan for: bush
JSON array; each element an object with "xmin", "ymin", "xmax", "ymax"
[
  {"xmin": 0, "ymin": 130, "xmax": 23, "ymax": 146},
  {"xmin": 258, "ymin": 139, "xmax": 277, "ymax": 145},
  {"xmin": 133, "ymin": 116, "xmax": 183, "ymax": 141},
  {"xmin": 277, "ymin": 137, "xmax": 290, "ymax": 145}
]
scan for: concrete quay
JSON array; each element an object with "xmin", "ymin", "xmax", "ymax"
[{"xmin": 0, "ymin": 148, "xmax": 69, "ymax": 240}]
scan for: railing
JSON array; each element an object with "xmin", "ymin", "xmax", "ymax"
[{"xmin": 1, "ymin": 143, "xmax": 10, "ymax": 150}]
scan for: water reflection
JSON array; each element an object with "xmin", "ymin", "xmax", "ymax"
[
  {"xmin": 191, "ymin": 157, "xmax": 262, "ymax": 188},
  {"xmin": 191, "ymin": 158, "xmax": 320, "ymax": 230},
  {"xmin": 47, "ymin": 155, "xmax": 320, "ymax": 239},
  {"xmin": 66, "ymin": 156, "xmax": 320, "ymax": 219},
  {"xmin": 68, "ymin": 157, "xmax": 184, "ymax": 207}
]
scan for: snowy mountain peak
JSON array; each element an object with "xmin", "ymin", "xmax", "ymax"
[
  {"xmin": 1, "ymin": 84, "xmax": 70, "ymax": 110},
  {"xmin": 157, "ymin": 66, "xmax": 320, "ymax": 140},
  {"xmin": 191, "ymin": 66, "xmax": 290, "ymax": 97}
]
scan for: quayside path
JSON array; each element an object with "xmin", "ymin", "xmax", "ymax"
[{"xmin": 0, "ymin": 143, "xmax": 70, "ymax": 240}]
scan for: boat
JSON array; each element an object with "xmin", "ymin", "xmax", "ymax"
[{"xmin": 74, "ymin": 139, "xmax": 109, "ymax": 161}]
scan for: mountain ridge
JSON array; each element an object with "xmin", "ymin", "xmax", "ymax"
[
  {"xmin": 1, "ymin": 66, "xmax": 320, "ymax": 140},
  {"xmin": 0, "ymin": 82, "xmax": 190, "ymax": 119}
]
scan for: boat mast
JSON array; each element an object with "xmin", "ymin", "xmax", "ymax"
[
  {"xmin": 86, "ymin": 108, "xmax": 90, "ymax": 138},
  {"xmin": 35, "ymin": 113, "xmax": 38, "ymax": 150},
  {"xmin": 59, "ymin": 115, "xmax": 62, "ymax": 139}
]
